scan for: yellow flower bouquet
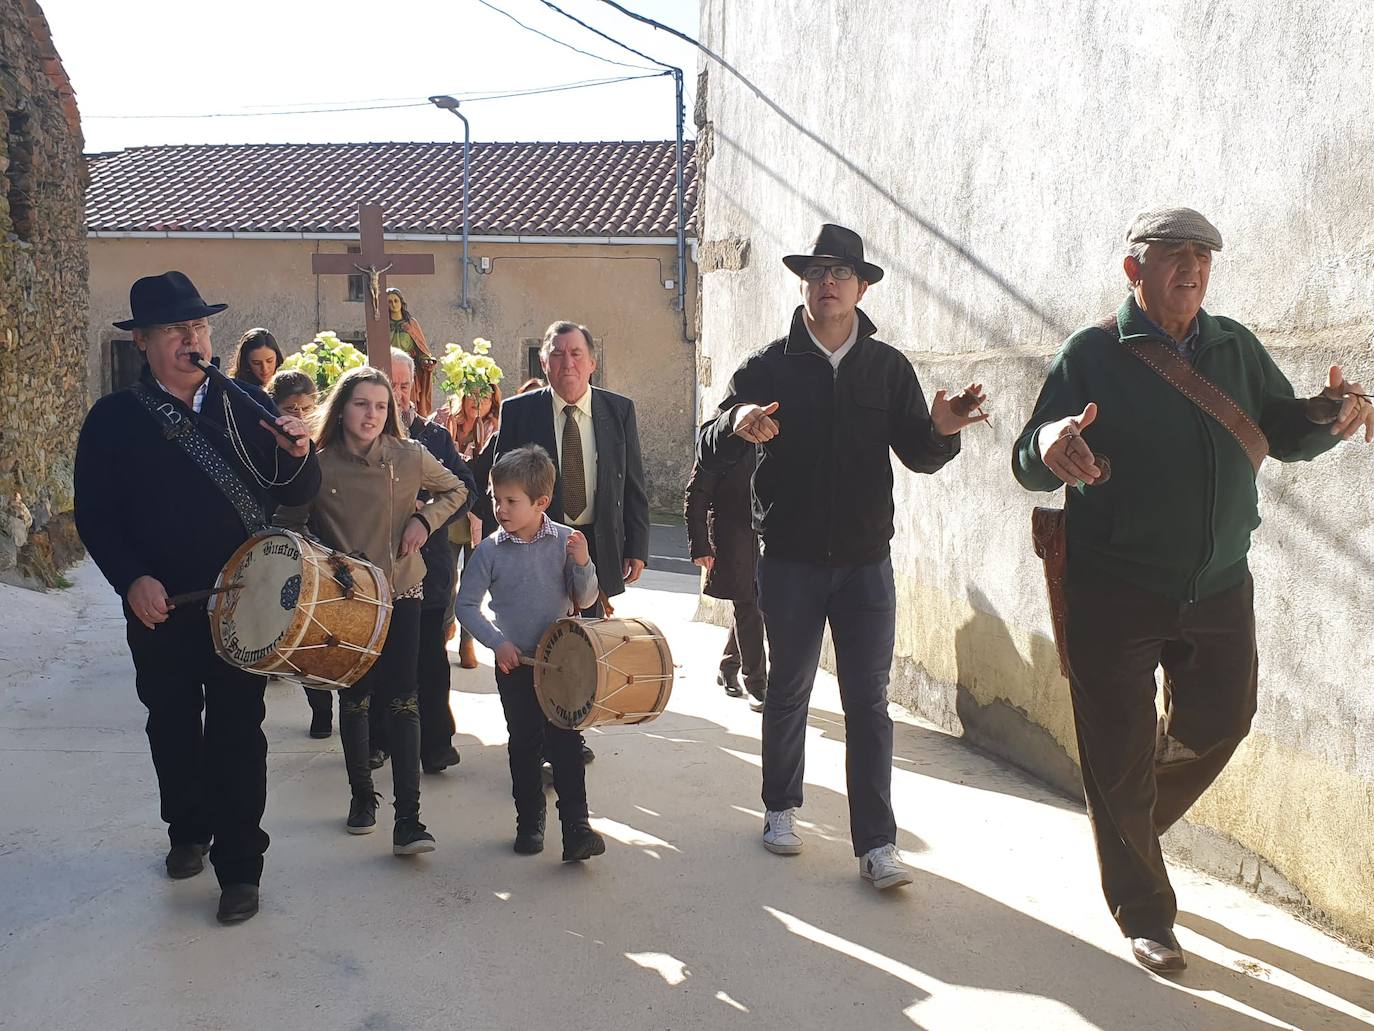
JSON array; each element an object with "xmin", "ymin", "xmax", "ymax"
[
  {"xmin": 281, "ymin": 331, "xmax": 367, "ymax": 393},
  {"xmin": 438, "ymin": 338, "xmax": 504, "ymax": 399}
]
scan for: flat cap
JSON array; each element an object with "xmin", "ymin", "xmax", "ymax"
[{"xmin": 1125, "ymin": 206, "xmax": 1223, "ymax": 251}]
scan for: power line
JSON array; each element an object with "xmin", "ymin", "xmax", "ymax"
[
  {"xmin": 536, "ymin": 0, "xmax": 676, "ymax": 71},
  {"xmin": 474, "ymin": 0, "xmax": 658, "ymax": 72},
  {"xmin": 84, "ymin": 73, "xmax": 664, "ymax": 121}
]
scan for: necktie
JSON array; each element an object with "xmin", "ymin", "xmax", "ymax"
[{"xmin": 562, "ymin": 404, "xmax": 586, "ymax": 521}]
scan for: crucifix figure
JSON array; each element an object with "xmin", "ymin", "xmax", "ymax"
[{"xmin": 311, "ymin": 203, "xmax": 435, "ymax": 369}]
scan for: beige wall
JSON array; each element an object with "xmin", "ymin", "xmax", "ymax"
[{"xmin": 88, "ymin": 237, "xmax": 698, "ymax": 512}]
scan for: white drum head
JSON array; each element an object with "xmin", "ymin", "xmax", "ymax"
[{"xmin": 216, "ymin": 533, "xmax": 306, "ymax": 667}]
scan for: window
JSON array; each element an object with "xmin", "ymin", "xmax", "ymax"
[
  {"xmin": 5, "ymin": 112, "xmax": 34, "ymax": 241},
  {"xmin": 346, "ymin": 246, "xmax": 366, "ymax": 301}
]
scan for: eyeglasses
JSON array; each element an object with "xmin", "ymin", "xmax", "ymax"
[
  {"xmin": 154, "ymin": 320, "xmax": 211, "ymax": 338},
  {"xmin": 280, "ymin": 402, "xmax": 317, "ymax": 418},
  {"xmin": 801, "ymin": 264, "xmax": 856, "ymax": 281}
]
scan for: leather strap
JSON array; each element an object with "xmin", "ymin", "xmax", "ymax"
[
  {"xmin": 131, "ymin": 383, "xmax": 267, "ymax": 535},
  {"xmin": 1098, "ymin": 315, "xmax": 1268, "ymax": 475}
]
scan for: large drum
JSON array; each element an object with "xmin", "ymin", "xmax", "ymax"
[
  {"xmin": 531, "ymin": 617, "xmax": 674, "ymax": 730},
  {"xmin": 208, "ymin": 529, "xmax": 392, "ymax": 689}
]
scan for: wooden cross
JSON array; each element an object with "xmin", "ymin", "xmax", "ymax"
[{"xmin": 311, "ymin": 203, "xmax": 436, "ymax": 368}]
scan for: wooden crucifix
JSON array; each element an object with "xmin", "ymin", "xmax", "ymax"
[{"xmin": 311, "ymin": 203, "xmax": 436, "ymax": 368}]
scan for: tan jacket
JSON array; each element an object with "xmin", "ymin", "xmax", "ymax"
[{"xmin": 274, "ymin": 434, "xmax": 467, "ymax": 596}]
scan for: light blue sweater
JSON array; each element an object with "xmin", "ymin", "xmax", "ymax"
[{"xmin": 456, "ymin": 521, "xmax": 599, "ymax": 654}]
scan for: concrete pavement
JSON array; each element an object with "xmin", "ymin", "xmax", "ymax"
[{"xmin": 2, "ymin": 561, "xmax": 1373, "ymax": 1030}]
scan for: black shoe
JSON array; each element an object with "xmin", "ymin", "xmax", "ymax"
[
  {"xmin": 346, "ymin": 791, "xmax": 380, "ymax": 835},
  {"xmin": 216, "ymin": 884, "xmax": 259, "ymax": 925},
  {"xmin": 309, "ymin": 711, "xmax": 332, "ymax": 739},
  {"xmin": 393, "ymin": 818, "xmax": 437, "ymax": 856},
  {"xmin": 166, "ymin": 842, "xmax": 209, "ymax": 879},
  {"xmin": 717, "ymin": 670, "xmax": 745, "ymax": 697},
  {"xmin": 1131, "ymin": 930, "xmax": 1187, "ymax": 974},
  {"xmin": 562, "ymin": 822, "xmax": 606, "ymax": 862},
  {"xmin": 368, "ymin": 748, "xmax": 389, "ymax": 770},
  {"xmin": 514, "ymin": 808, "xmax": 547, "ymax": 855},
  {"xmin": 422, "ymin": 744, "xmax": 461, "ymax": 774},
  {"xmin": 580, "ymin": 740, "xmax": 595, "ymax": 765},
  {"xmin": 748, "ymin": 690, "xmax": 766, "ymax": 714}
]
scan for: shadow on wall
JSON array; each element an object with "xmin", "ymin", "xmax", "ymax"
[
  {"xmin": 700, "ymin": 60, "xmax": 1069, "ymax": 339},
  {"xmin": 953, "ymin": 586, "xmax": 1083, "ymax": 798}
]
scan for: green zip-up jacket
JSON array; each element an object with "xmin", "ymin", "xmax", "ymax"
[{"xmin": 1013, "ymin": 296, "xmax": 1339, "ymax": 602}]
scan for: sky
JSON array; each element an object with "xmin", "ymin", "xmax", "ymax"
[{"xmin": 39, "ymin": 0, "xmax": 700, "ymax": 153}]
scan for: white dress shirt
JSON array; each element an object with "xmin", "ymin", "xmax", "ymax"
[
  {"xmin": 551, "ymin": 386, "xmax": 598, "ymax": 525},
  {"xmin": 805, "ymin": 315, "xmax": 860, "ymax": 372}
]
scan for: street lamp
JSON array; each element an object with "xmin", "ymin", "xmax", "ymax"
[{"xmin": 429, "ymin": 95, "xmax": 472, "ymax": 311}]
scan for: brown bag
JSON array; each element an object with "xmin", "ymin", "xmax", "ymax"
[{"xmin": 1031, "ymin": 320, "xmax": 1272, "ymax": 677}]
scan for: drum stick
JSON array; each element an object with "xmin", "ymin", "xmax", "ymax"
[
  {"xmin": 519, "ymin": 656, "xmax": 562, "ymax": 673},
  {"xmin": 166, "ymin": 584, "xmax": 241, "ymax": 609}
]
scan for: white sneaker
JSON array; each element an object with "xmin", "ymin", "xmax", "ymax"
[
  {"xmin": 762, "ymin": 809, "xmax": 803, "ymax": 854},
  {"xmin": 860, "ymin": 843, "xmax": 913, "ymax": 890}
]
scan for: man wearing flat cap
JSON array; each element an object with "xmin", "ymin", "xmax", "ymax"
[
  {"xmin": 698, "ymin": 223, "xmax": 989, "ymax": 890},
  {"xmin": 1013, "ymin": 208, "xmax": 1373, "ymax": 973},
  {"xmin": 74, "ymin": 271, "xmax": 320, "ymax": 924}
]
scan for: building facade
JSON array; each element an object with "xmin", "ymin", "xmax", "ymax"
[
  {"xmin": 0, "ymin": 0, "xmax": 88, "ymax": 584},
  {"xmin": 86, "ymin": 141, "xmax": 697, "ymax": 511}
]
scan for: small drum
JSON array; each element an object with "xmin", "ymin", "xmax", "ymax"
[
  {"xmin": 209, "ymin": 529, "xmax": 392, "ymax": 689},
  {"xmin": 532, "ymin": 617, "xmax": 674, "ymax": 730}
]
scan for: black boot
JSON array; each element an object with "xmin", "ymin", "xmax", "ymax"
[
  {"xmin": 561, "ymin": 821, "xmax": 606, "ymax": 863},
  {"xmin": 165, "ymin": 842, "xmax": 209, "ymax": 879},
  {"xmin": 718, "ymin": 669, "xmax": 745, "ymax": 697},
  {"xmin": 338, "ymin": 697, "xmax": 377, "ymax": 833},
  {"xmin": 305, "ymin": 686, "xmax": 333, "ymax": 738},
  {"xmin": 216, "ymin": 884, "xmax": 260, "ymax": 925},
  {"xmin": 514, "ymin": 801, "xmax": 547, "ymax": 855}
]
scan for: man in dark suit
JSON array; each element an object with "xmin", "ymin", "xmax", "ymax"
[{"xmin": 491, "ymin": 320, "xmax": 651, "ymax": 761}]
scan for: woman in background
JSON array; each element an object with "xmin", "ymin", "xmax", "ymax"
[{"xmin": 228, "ymin": 328, "xmax": 284, "ymax": 388}]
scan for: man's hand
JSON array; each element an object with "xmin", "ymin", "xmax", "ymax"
[
  {"xmin": 467, "ymin": 511, "xmax": 483, "ymax": 544},
  {"xmin": 930, "ymin": 383, "xmax": 991, "ymax": 436},
  {"xmin": 399, "ymin": 515, "xmax": 429, "ymax": 557},
  {"xmin": 622, "ymin": 558, "xmax": 646, "ymax": 584},
  {"xmin": 1037, "ymin": 403, "xmax": 1104, "ymax": 486},
  {"xmin": 1324, "ymin": 366, "xmax": 1374, "ymax": 442},
  {"xmin": 693, "ymin": 555, "xmax": 715, "ymax": 571},
  {"xmin": 494, "ymin": 640, "xmax": 521, "ymax": 674},
  {"xmin": 259, "ymin": 416, "xmax": 311, "ymax": 459},
  {"xmin": 732, "ymin": 402, "xmax": 780, "ymax": 443},
  {"xmin": 567, "ymin": 529, "xmax": 591, "ymax": 566},
  {"xmin": 127, "ymin": 575, "xmax": 170, "ymax": 630}
]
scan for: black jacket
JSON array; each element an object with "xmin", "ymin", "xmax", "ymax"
[
  {"xmin": 492, "ymin": 386, "xmax": 650, "ymax": 597},
  {"xmin": 407, "ymin": 414, "xmax": 476, "ymax": 610},
  {"xmin": 75, "ymin": 363, "xmax": 321, "ymax": 601},
  {"xmin": 684, "ymin": 449, "xmax": 758, "ymax": 601},
  {"xmin": 697, "ymin": 306, "xmax": 959, "ymax": 567}
]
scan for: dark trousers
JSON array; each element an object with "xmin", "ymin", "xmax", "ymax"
[
  {"xmin": 495, "ymin": 665, "xmax": 588, "ymax": 823},
  {"xmin": 126, "ymin": 609, "xmax": 269, "ymax": 886},
  {"xmin": 455, "ymin": 542, "xmax": 475, "ymax": 646},
  {"xmin": 303, "ymin": 685, "xmax": 332, "ymax": 722},
  {"xmin": 417, "ymin": 605, "xmax": 457, "ymax": 761},
  {"xmin": 755, "ymin": 554, "xmax": 897, "ymax": 856},
  {"xmin": 339, "ymin": 598, "xmax": 423, "ymax": 821},
  {"xmin": 720, "ymin": 597, "xmax": 767, "ymax": 698},
  {"xmin": 1064, "ymin": 568, "xmax": 1258, "ymax": 937}
]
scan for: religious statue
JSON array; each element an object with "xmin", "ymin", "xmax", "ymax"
[{"xmin": 386, "ymin": 287, "xmax": 438, "ymax": 417}]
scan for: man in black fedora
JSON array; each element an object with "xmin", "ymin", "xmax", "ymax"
[
  {"xmin": 697, "ymin": 224, "xmax": 989, "ymax": 889},
  {"xmin": 75, "ymin": 271, "xmax": 319, "ymax": 924}
]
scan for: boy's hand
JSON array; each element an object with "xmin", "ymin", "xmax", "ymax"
[
  {"xmin": 494, "ymin": 641, "xmax": 521, "ymax": 674},
  {"xmin": 567, "ymin": 529, "xmax": 591, "ymax": 566}
]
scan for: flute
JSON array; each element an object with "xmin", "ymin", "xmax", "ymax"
[{"xmin": 189, "ymin": 354, "xmax": 310, "ymax": 448}]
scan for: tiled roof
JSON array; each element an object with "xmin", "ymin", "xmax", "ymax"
[{"xmin": 85, "ymin": 140, "xmax": 696, "ymax": 237}]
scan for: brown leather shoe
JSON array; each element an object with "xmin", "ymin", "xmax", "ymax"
[
  {"xmin": 458, "ymin": 637, "xmax": 478, "ymax": 669},
  {"xmin": 1131, "ymin": 931, "xmax": 1187, "ymax": 973}
]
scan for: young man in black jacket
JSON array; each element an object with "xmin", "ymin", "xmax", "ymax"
[
  {"xmin": 75, "ymin": 272, "xmax": 320, "ymax": 924},
  {"xmin": 697, "ymin": 225, "xmax": 989, "ymax": 890}
]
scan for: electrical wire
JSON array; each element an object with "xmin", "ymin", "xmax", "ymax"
[
  {"xmin": 536, "ymin": 0, "xmax": 677, "ymax": 71},
  {"xmin": 474, "ymin": 0, "xmax": 658, "ymax": 72}
]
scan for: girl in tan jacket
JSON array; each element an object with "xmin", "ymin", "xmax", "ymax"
[{"xmin": 276, "ymin": 366, "xmax": 467, "ymax": 855}]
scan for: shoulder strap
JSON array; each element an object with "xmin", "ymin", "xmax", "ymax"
[
  {"xmin": 1097, "ymin": 315, "xmax": 1268, "ymax": 474},
  {"xmin": 130, "ymin": 384, "xmax": 267, "ymax": 534}
]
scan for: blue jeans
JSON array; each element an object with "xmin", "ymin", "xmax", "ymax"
[{"xmin": 756, "ymin": 554, "xmax": 897, "ymax": 855}]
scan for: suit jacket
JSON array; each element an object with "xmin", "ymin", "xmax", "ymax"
[{"xmin": 492, "ymin": 386, "xmax": 649, "ymax": 596}]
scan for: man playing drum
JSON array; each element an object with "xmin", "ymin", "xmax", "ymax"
[
  {"xmin": 74, "ymin": 272, "xmax": 319, "ymax": 924},
  {"xmin": 455, "ymin": 445, "xmax": 605, "ymax": 862}
]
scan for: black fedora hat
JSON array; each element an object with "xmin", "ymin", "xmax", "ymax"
[
  {"xmin": 782, "ymin": 223, "xmax": 884, "ymax": 284},
  {"xmin": 113, "ymin": 271, "xmax": 228, "ymax": 330}
]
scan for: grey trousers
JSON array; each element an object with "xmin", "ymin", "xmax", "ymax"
[{"xmin": 755, "ymin": 554, "xmax": 897, "ymax": 855}]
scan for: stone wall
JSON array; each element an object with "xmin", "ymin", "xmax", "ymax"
[
  {"xmin": 698, "ymin": 0, "xmax": 1374, "ymax": 942},
  {"xmin": 0, "ymin": 0, "xmax": 89, "ymax": 583}
]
